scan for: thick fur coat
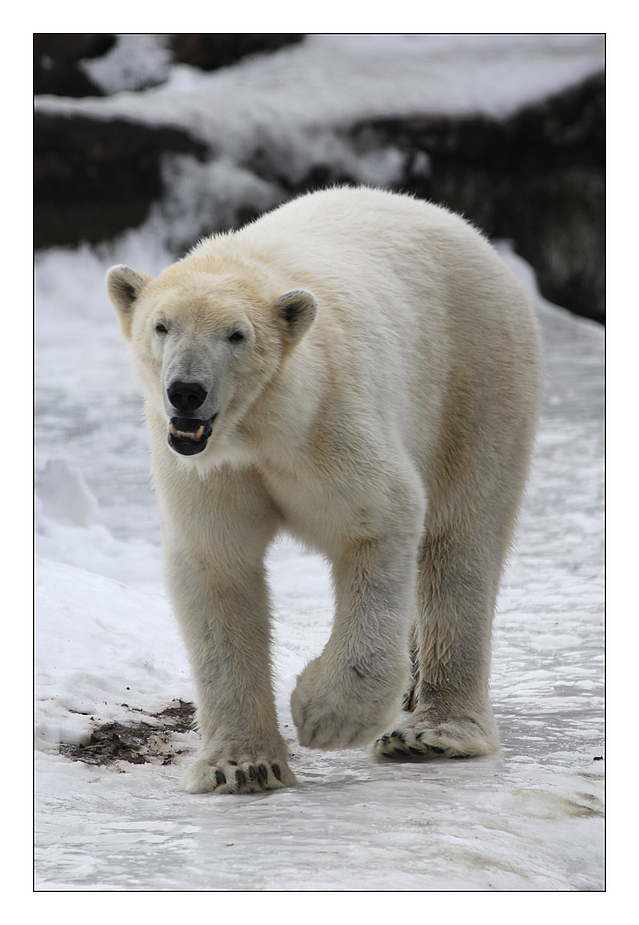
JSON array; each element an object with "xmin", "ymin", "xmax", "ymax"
[{"xmin": 107, "ymin": 187, "xmax": 542, "ymax": 793}]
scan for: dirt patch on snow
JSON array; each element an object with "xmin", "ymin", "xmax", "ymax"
[{"xmin": 60, "ymin": 699, "xmax": 196, "ymax": 767}]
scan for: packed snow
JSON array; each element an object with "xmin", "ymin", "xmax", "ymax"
[{"xmin": 35, "ymin": 34, "xmax": 604, "ymax": 891}]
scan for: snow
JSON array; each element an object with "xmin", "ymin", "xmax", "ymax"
[
  {"xmin": 40, "ymin": 33, "xmax": 604, "ymax": 130},
  {"xmin": 35, "ymin": 34, "xmax": 603, "ymax": 891},
  {"xmin": 36, "ymin": 558, "xmax": 192, "ymax": 748}
]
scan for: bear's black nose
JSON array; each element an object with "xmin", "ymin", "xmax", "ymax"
[{"xmin": 167, "ymin": 381, "xmax": 207, "ymax": 413}]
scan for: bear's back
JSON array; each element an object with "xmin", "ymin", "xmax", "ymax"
[
  {"xmin": 202, "ymin": 188, "xmax": 520, "ymax": 327},
  {"xmin": 234, "ymin": 186, "xmax": 476, "ymax": 268},
  {"xmin": 191, "ymin": 188, "xmax": 540, "ymax": 421}
]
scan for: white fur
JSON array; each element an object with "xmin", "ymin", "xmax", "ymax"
[{"xmin": 106, "ymin": 187, "xmax": 542, "ymax": 793}]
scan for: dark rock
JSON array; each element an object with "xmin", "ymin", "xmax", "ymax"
[
  {"xmin": 353, "ymin": 72, "xmax": 605, "ymax": 323},
  {"xmin": 34, "ymin": 34, "xmax": 116, "ymax": 98},
  {"xmin": 497, "ymin": 167, "xmax": 603, "ymax": 321},
  {"xmin": 34, "ymin": 61, "xmax": 604, "ymax": 325},
  {"xmin": 34, "ymin": 112, "xmax": 208, "ymax": 248},
  {"xmin": 169, "ymin": 34, "xmax": 304, "ymax": 72}
]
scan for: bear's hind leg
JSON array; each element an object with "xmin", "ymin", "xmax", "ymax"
[
  {"xmin": 401, "ymin": 623, "xmax": 419, "ymax": 713},
  {"xmin": 373, "ymin": 529, "xmax": 502, "ymax": 761},
  {"xmin": 373, "ymin": 330, "xmax": 541, "ymax": 762}
]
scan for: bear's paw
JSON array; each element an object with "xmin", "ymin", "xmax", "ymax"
[
  {"xmin": 181, "ymin": 755, "xmax": 297, "ymax": 794},
  {"xmin": 291, "ymin": 654, "xmax": 404, "ymax": 750},
  {"xmin": 373, "ymin": 714, "xmax": 499, "ymax": 761}
]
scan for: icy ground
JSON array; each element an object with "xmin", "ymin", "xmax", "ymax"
[{"xmin": 35, "ymin": 35, "xmax": 604, "ymax": 890}]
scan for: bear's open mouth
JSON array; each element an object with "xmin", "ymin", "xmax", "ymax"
[{"xmin": 167, "ymin": 416, "xmax": 216, "ymax": 456}]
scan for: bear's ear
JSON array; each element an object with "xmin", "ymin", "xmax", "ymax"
[
  {"xmin": 274, "ymin": 289, "xmax": 318, "ymax": 344},
  {"xmin": 105, "ymin": 265, "xmax": 151, "ymax": 339}
]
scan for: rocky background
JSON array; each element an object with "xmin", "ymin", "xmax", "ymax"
[{"xmin": 35, "ymin": 34, "xmax": 604, "ymax": 323}]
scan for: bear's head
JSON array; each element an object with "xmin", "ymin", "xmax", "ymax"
[{"xmin": 106, "ymin": 261, "xmax": 317, "ymax": 460}]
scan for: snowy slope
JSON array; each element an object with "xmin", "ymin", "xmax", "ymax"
[{"xmin": 35, "ymin": 35, "xmax": 604, "ymax": 891}]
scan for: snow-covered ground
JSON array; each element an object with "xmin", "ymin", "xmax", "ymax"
[{"xmin": 35, "ymin": 35, "xmax": 604, "ymax": 891}]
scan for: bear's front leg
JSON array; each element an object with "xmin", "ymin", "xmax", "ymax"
[
  {"xmin": 164, "ymin": 537, "xmax": 296, "ymax": 794},
  {"xmin": 291, "ymin": 534, "xmax": 418, "ymax": 749}
]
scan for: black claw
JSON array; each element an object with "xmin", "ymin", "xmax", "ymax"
[
  {"xmin": 409, "ymin": 747, "xmax": 423, "ymax": 756},
  {"xmin": 215, "ymin": 770, "xmax": 226, "ymax": 786},
  {"xmin": 257, "ymin": 764, "xmax": 269, "ymax": 782},
  {"xmin": 272, "ymin": 763, "xmax": 282, "ymax": 781},
  {"xmin": 391, "ymin": 731, "xmax": 406, "ymax": 742},
  {"xmin": 429, "ymin": 745, "xmax": 445, "ymax": 754},
  {"xmin": 247, "ymin": 766, "xmax": 257, "ymax": 781},
  {"xmin": 227, "ymin": 760, "xmax": 237, "ymax": 766},
  {"xmin": 235, "ymin": 769, "xmax": 246, "ymax": 784},
  {"xmin": 380, "ymin": 735, "xmax": 390, "ymax": 745},
  {"xmin": 382, "ymin": 752, "xmax": 395, "ymax": 759}
]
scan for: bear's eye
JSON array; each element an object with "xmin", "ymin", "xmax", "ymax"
[
  {"xmin": 155, "ymin": 321, "xmax": 168, "ymax": 334},
  {"xmin": 228, "ymin": 330, "xmax": 245, "ymax": 344}
]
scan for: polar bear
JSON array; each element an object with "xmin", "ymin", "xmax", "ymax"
[{"xmin": 106, "ymin": 186, "xmax": 542, "ymax": 794}]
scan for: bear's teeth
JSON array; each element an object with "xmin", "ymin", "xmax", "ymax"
[{"xmin": 169, "ymin": 423, "xmax": 205, "ymax": 440}]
